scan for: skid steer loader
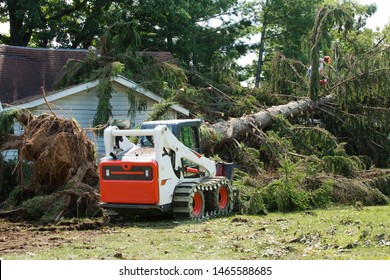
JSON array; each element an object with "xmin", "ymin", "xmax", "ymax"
[{"xmin": 99, "ymin": 119, "xmax": 236, "ymax": 220}]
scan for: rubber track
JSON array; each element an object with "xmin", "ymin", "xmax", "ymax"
[{"xmin": 172, "ymin": 177, "xmax": 234, "ymax": 221}]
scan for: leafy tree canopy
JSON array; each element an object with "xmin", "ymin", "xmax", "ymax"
[{"xmin": 0, "ymin": 0, "xmax": 129, "ymax": 47}]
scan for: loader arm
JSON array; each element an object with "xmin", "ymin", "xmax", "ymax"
[
  {"xmin": 103, "ymin": 125, "xmax": 216, "ymax": 177},
  {"xmin": 153, "ymin": 125, "xmax": 217, "ymax": 177}
]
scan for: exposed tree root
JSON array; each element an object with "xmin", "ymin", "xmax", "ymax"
[{"xmin": 0, "ymin": 111, "xmax": 100, "ymax": 222}]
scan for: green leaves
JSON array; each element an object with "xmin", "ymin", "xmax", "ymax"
[
  {"xmin": 0, "ymin": 110, "xmax": 18, "ymax": 134},
  {"xmin": 146, "ymin": 96, "xmax": 178, "ymax": 121},
  {"xmin": 101, "ymin": 21, "xmax": 140, "ymax": 58}
]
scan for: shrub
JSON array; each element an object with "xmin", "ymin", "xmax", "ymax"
[
  {"xmin": 322, "ymin": 155, "xmax": 365, "ymax": 177},
  {"xmin": 308, "ymin": 179, "xmax": 333, "ymax": 208}
]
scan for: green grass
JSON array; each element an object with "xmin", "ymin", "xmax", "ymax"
[{"xmin": 2, "ymin": 205, "xmax": 390, "ymax": 260}]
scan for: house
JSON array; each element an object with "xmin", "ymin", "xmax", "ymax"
[
  {"xmin": 0, "ymin": 45, "xmax": 89, "ymax": 105},
  {"xmin": 0, "ymin": 45, "xmax": 189, "ymax": 158},
  {"xmin": 0, "ymin": 45, "xmax": 175, "ymax": 105}
]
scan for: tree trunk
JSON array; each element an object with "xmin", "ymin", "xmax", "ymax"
[
  {"xmin": 255, "ymin": 25, "xmax": 266, "ymax": 88},
  {"xmin": 255, "ymin": 0, "xmax": 269, "ymax": 88},
  {"xmin": 309, "ymin": 7, "xmax": 329, "ymax": 100},
  {"xmin": 8, "ymin": 0, "xmax": 31, "ymax": 46},
  {"xmin": 203, "ymin": 94, "xmax": 334, "ymax": 150}
]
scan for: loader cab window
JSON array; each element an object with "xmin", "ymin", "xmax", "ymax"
[
  {"xmin": 179, "ymin": 125, "xmax": 200, "ymax": 153},
  {"xmin": 138, "ymin": 124, "xmax": 174, "ymax": 147},
  {"xmin": 180, "ymin": 125, "xmax": 201, "ymax": 178},
  {"xmin": 139, "ymin": 135, "xmax": 154, "ymax": 147}
]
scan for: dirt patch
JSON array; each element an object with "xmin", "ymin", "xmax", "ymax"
[{"xmin": 0, "ymin": 219, "xmax": 111, "ymax": 257}]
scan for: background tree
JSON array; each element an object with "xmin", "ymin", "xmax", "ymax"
[
  {"xmin": 133, "ymin": 0, "xmax": 251, "ymax": 76},
  {"xmin": 251, "ymin": 0, "xmax": 324, "ymax": 88},
  {"xmin": 263, "ymin": 1, "xmax": 389, "ymax": 167},
  {"xmin": 0, "ymin": 0, "xmax": 130, "ymax": 47},
  {"xmin": 323, "ymin": 17, "xmax": 390, "ymax": 167}
]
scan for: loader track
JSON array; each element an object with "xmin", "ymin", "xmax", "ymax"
[{"xmin": 172, "ymin": 177, "xmax": 234, "ymax": 221}]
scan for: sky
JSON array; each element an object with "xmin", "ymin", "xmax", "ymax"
[
  {"xmin": 358, "ymin": 0, "xmax": 390, "ymax": 30},
  {"xmin": 235, "ymin": 0, "xmax": 389, "ymax": 67},
  {"xmin": 0, "ymin": 0, "xmax": 389, "ymax": 36}
]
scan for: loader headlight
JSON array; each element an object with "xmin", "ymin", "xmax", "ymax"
[
  {"xmin": 106, "ymin": 169, "xmax": 110, "ymax": 177},
  {"xmin": 145, "ymin": 169, "xmax": 150, "ymax": 178}
]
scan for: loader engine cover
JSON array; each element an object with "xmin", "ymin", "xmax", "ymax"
[{"xmin": 100, "ymin": 160, "xmax": 159, "ymax": 204}]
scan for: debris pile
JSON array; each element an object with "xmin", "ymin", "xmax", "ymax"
[{"xmin": 0, "ymin": 111, "xmax": 101, "ymax": 222}]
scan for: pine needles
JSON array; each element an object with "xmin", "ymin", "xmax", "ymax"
[
  {"xmin": 0, "ymin": 110, "xmax": 18, "ymax": 134},
  {"xmin": 232, "ymin": 114, "xmax": 388, "ymax": 215}
]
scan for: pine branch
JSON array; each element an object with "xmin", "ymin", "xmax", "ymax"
[
  {"xmin": 328, "ymin": 68, "xmax": 390, "ymax": 92},
  {"xmin": 277, "ymin": 53, "xmax": 308, "ymax": 86},
  {"xmin": 194, "ymin": 73, "xmax": 234, "ymax": 102},
  {"xmin": 358, "ymin": 105, "xmax": 390, "ymax": 112},
  {"xmin": 316, "ymin": 106, "xmax": 346, "ymax": 125}
]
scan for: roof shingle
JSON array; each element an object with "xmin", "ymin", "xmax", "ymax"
[
  {"xmin": 0, "ymin": 45, "xmax": 174, "ymax": 106},
  {"xmin": 0, "ymin": 45, "xmax": 88, "ymax": 105}
]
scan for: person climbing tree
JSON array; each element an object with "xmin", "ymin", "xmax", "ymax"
[
  {"xmin": 308, "ymin": 55, "xmax": 331, "ymax": 86},
  {"xmin": 319, "ymin": 55, "xmax": 331, "ymax": 86}
]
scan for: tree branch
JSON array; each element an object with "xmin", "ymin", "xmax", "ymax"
[
  {"xmin": 0, "ymin": 134, "xmax": 24, "ymax": 151},
  {"xmin": 328, "ymin": 68, "xmax": 390, "ymax": 92},
  {"xmin": 44, "ymin": 0, "xmax": 88, "ymax": 22}
]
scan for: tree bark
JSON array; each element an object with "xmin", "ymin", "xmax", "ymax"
[
  {"xmin": 8, "ymin": 0, "xmax": 31, "ymax": 46},
  {"xmin": 204, "ymin": 94, "xmax": 334, "ymax": 148}
]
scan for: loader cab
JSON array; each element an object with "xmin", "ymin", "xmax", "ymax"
[
  {"xmin": 139, "ymin": 119, "xmax": 202, "ymax": 153},
  {"xmin": 139, "ymin": 119, "xmax": 203, "ymax": 179}
]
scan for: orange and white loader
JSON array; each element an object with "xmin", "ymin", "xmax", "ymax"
[{"xmin": 99, "ymin": 119, "xmax": 236, "ymax": 220}]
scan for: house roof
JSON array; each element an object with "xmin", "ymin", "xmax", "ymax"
[
  {"xmin": 0, "ymin": 45, "xmax": 174, "ymax": 105},
  {"xmin": 10, "ymin": 75, "xmax": 189, "ymax": 116},
  {"xmin": 0, "ymin": 45, "xmax": 89, "ymax": 105}
]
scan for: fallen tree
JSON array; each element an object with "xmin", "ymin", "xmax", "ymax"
[
  {"xmin": 201, "ymin": 94, "xmax": 334, "ymax": 152},
  {"xmin": 0, "ymin": 95, "xmax": 388, "ymax": 222},
  {"xmin": 0, "ymin": 110, "xmax": 101, "ymax": 222}
]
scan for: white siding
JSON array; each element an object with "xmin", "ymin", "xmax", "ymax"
[
  {"xmin": 1, "ymin": 122, "xmax": 24, "ymax": 160},
  {"xmin": 31, "ymin": 81, "xmax": 178, "ymax": 157}
]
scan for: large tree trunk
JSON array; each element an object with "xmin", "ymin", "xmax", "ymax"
[
  {"xmin": 203, "ymin": 94, "xmax": 334, "ymax": 150},
  {"xmin": 8, "ymin": 0, "xmax": 32, "ymax": 46}
]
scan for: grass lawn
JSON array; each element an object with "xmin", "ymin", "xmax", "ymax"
[{"xmin": 1, "ymin": 204, "xmax": 389, "ymax": 260}]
